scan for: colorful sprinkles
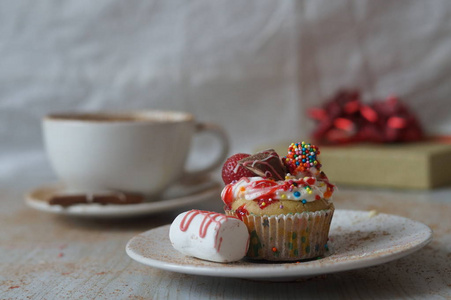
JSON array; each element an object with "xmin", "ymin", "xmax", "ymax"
[{"xmin": 283, "ymin": 142, "xmax": 321, "ymax": 175}]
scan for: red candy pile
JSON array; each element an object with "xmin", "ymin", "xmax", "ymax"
[{"xmin": 308, "ymin": 90, "xmax": 424, "ymax": 144}]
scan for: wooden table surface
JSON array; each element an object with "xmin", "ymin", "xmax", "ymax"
[{"xmin": 1, "ymin": 180, "xmax": 450, "ymax": 299}]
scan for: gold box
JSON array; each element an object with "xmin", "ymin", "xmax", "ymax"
[{"xmin": 273, "ymin": 142, "xmax": 451, "ymax": 190}]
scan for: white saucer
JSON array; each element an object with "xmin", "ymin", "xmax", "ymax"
[
  {"xmin": 126, "ymin": 209, "xmax": 432, "ymax": 280},
  {"xmin": 25, "ymin": 178, "xmax": 221, "ymax": 218}
]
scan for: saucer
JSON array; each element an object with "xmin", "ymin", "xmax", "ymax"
[
  {"xmin": 25, "ymin": 178, "xmax": 221, "ymax": 218},
  {"xmin": 126, "ymin": 210, "xmax": 432, "ymax": 280}
]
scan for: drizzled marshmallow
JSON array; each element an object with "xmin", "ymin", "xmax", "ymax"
[{"xmin": 169, "ymin": 210, "xmax": 249, "ymax": 263}]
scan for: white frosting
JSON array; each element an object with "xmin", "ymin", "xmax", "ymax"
[
  {"xmin": 226, "ymin": 174, "xmax": 331, "ymax": 203},
  {"xmin": 169, "ymin": 210, "xmax": 250, "ymax": 263}
]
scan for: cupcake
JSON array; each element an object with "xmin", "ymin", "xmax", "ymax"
[{"xmin": 220, "ymin": 142, "xmax": 335, "ymax": 261}]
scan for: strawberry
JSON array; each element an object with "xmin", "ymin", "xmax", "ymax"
[{"xmin": 221, "ymin": 153, "xmax": 254, "ymax": 184}]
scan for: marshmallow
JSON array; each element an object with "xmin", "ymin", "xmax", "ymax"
[{"xmin": 169, "ymin": 210, "xmax": 249, "ymax": 263}]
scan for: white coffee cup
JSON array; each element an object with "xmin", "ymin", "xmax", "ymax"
[{"xmin": 43, "ymin": 110, "xmax": 229, "ymax": 198}]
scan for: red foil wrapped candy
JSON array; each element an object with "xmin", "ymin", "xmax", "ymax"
[{"xmin": 308, "ymin": 90, "xmax": 423, "ymax": 144}]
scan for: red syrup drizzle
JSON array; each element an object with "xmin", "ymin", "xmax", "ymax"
[
  {"xmin": 254, "ymin": 193, "xmax": 279, "ymax": 209},
  {"xmin": 179, "ymin": 210, "xmax": 236, "ymax": 252},
  {"xmin": 306, "ymin": 177, "xmax": 316, "ymax": 185},
  {"xmin": 221, "ymin": 184, "xmax": 234, "ymax": 209},
  {"xmin": 235, "ymin": 204, "xmax": 249, "ymax": 221},
  {"xmin": 249, "ymin": 179, "xmax": 280, "ymax": 209}
]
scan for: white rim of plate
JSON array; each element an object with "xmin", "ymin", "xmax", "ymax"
[{"xmin": 125, "ymin": 209, "xmax": 432, "ymax": 279}]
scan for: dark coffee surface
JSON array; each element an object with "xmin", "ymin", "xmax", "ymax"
[
  {"xmin": 48, "ymin": 114, "xmax": 146, "ymax": 122},
  {"xmin": 46, "ymin": 111, "xmax": 193, "ymax": 122}
]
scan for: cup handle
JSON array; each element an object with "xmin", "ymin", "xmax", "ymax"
[{"xmin": 183, "ymin": 122, "xmax": 230, "ymax": 179}]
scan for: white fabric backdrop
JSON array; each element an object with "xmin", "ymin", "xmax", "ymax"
[
  {"xmin": 1, "ymin": 0, "xmax": 451, "ymax": 187},
  {"xmin": 298, "ymin": 0, "xmax": 451, "ymax": 135}
]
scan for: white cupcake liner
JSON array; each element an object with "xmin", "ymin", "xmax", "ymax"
[{"xmin": 227, "ymin": 208, "xmax": 334, "ymax": 261}]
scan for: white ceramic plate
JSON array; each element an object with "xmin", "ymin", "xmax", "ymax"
[
  {"xmin": 126, "ymin": 209, "xmax": 432, "ymax": 280},
  {"xmin": 25, "ymin": 178, "xmax": 221, "ymax": 218}
]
